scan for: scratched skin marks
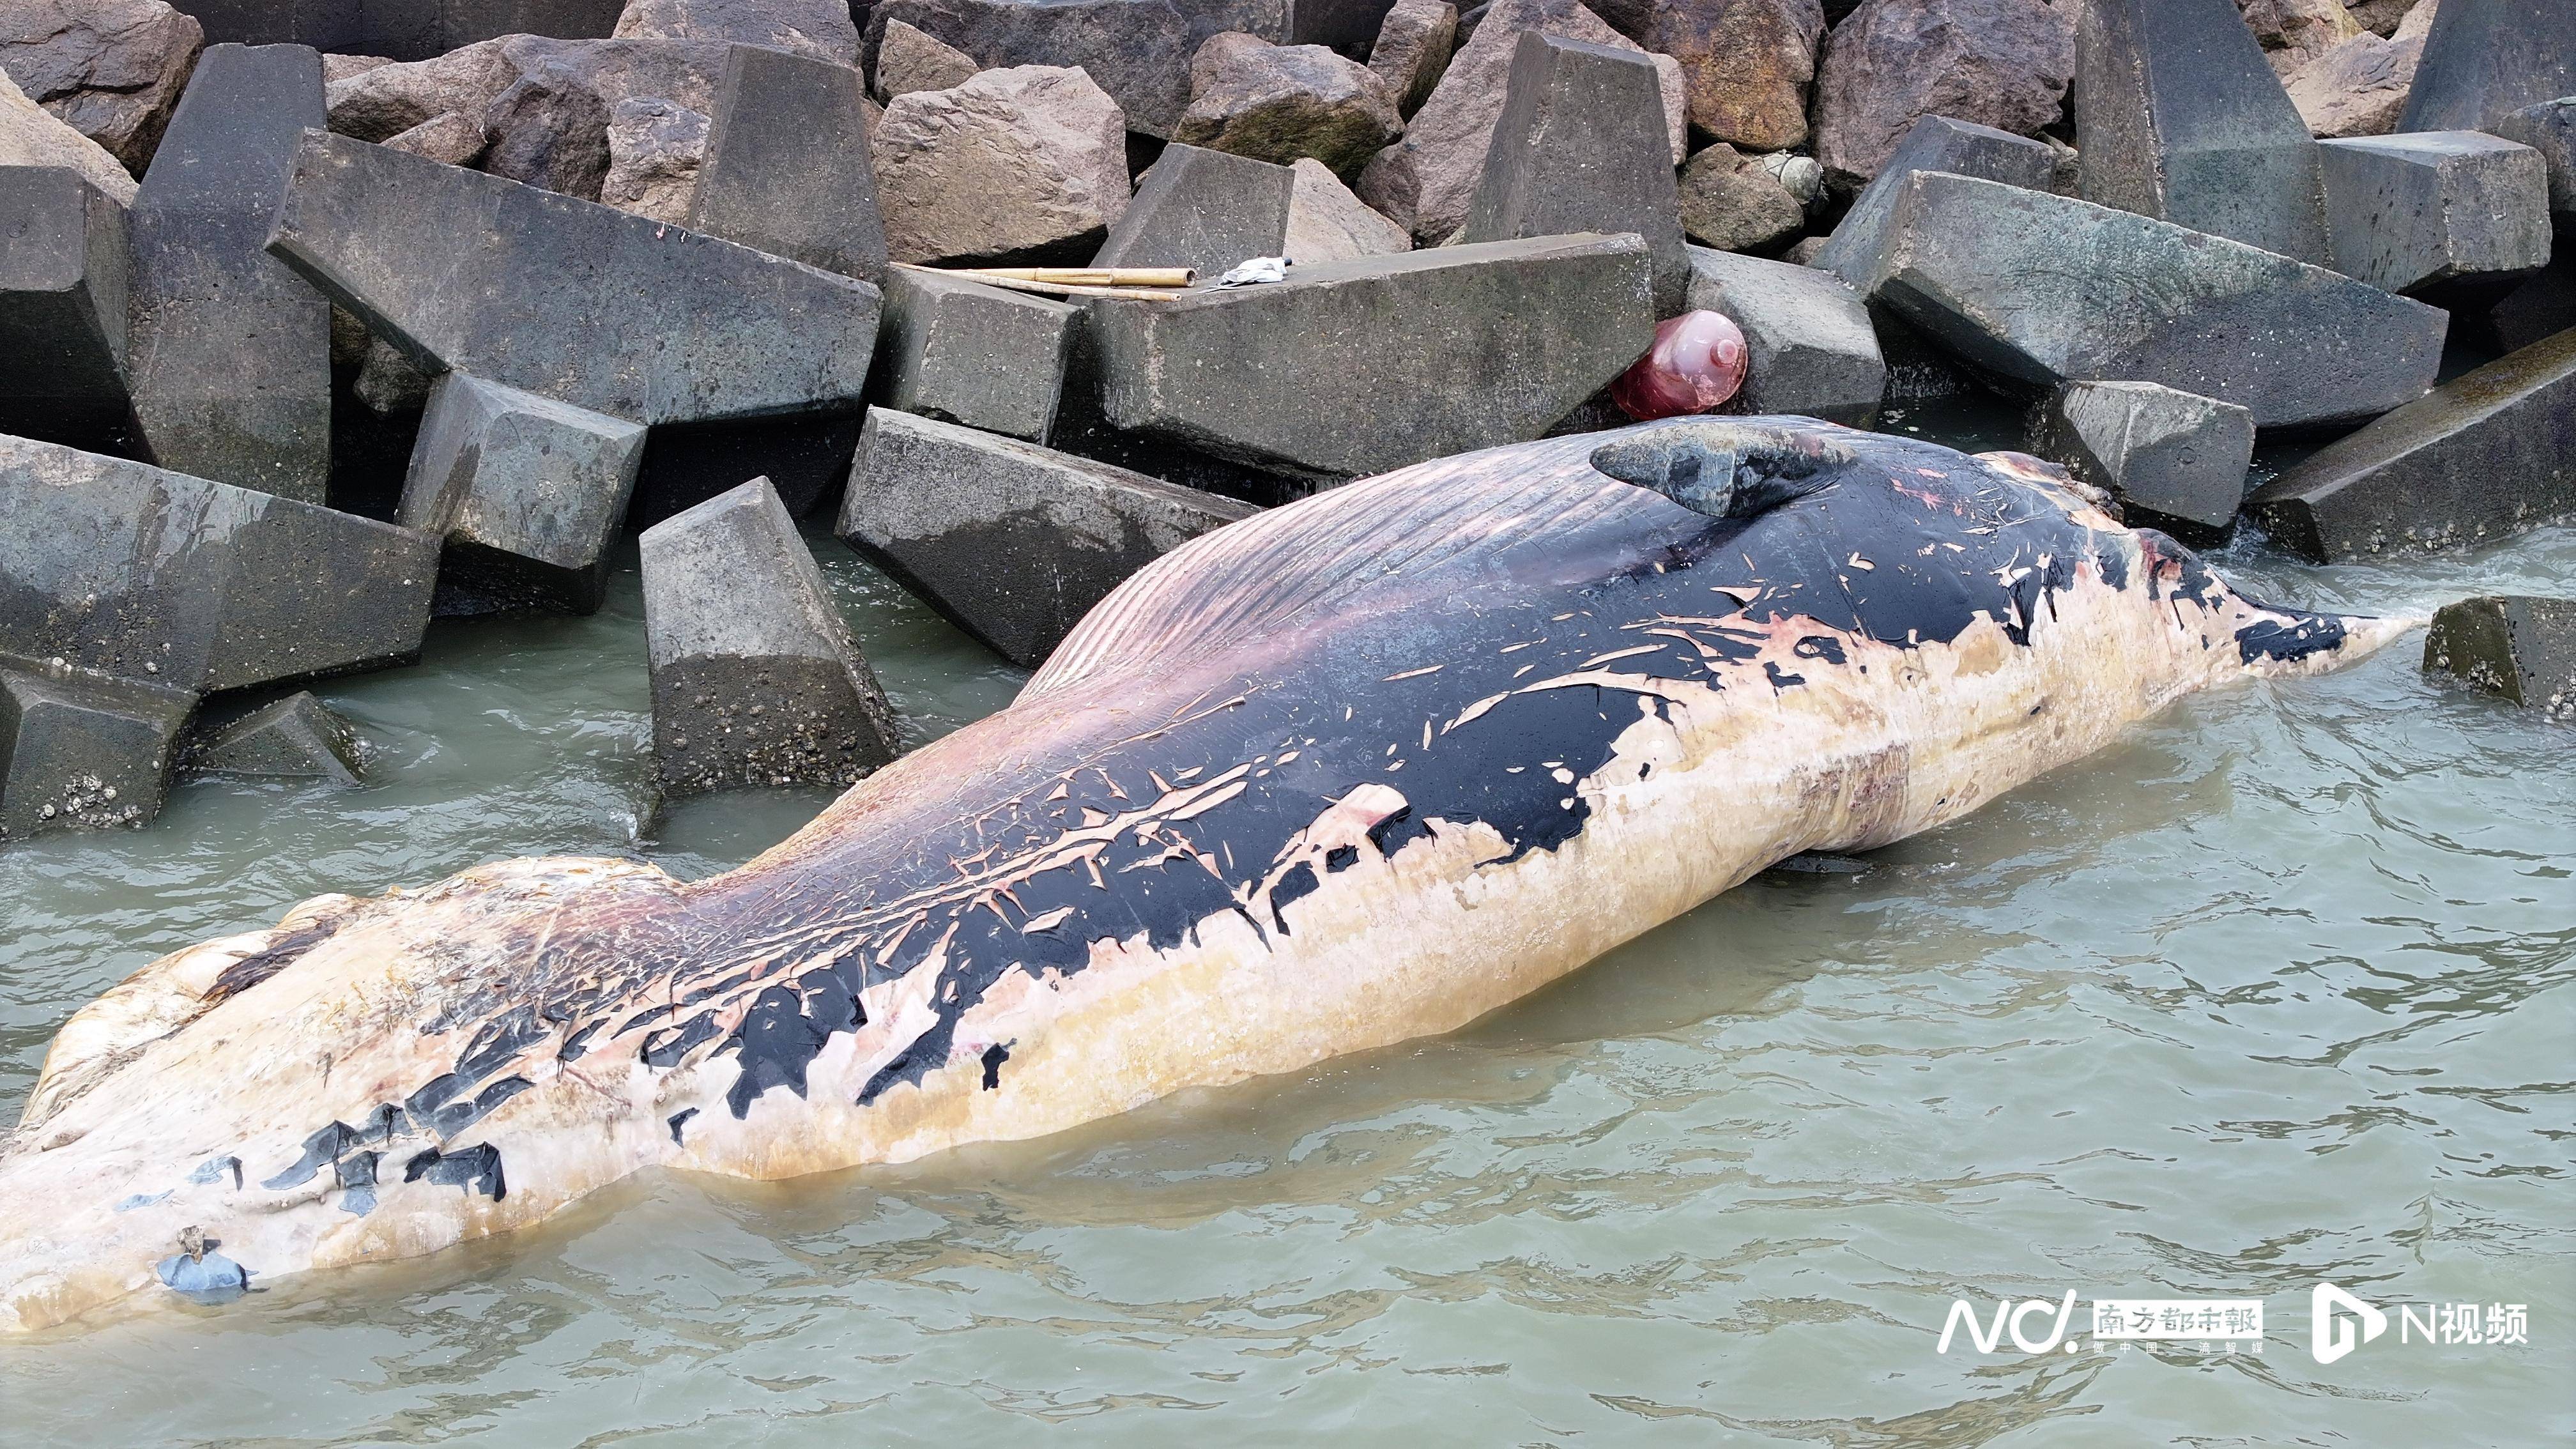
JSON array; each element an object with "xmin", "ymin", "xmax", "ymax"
[{"xmin": 0, "ymin": 418, "xmax": 2396, "ymax": 1332}]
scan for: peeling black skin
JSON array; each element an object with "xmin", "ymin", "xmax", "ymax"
[
  {"xmin": 230, "ymin": 420, "xmax": 2356, "ymax": 1203},
  {"xmin": 2236, "ymin": 615, "xmax": 2349, "ymax": 665},
  {"xmin": 404, "ymin": 1144, "xmax": 504, "ymax": 1200},
  {"xmin": 203, "ymin": 919, "xmax": 339, "ymax": 1008}
]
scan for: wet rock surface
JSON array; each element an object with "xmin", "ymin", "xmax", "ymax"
[
  {"xmin": 399, "ymin": 372, "xmax": 648, "ymax": 615},
  {"xmin": 2396, "ymin": 0, "xmax": 2576, "ymax": 133},
  {"xmin": 1682, "ymin": 245, "xmax": 1883, "ymax": 425},
  {"xmin": 0, "ymin": 434, "xmax": 436, "ymax": 693},
  {"xmin": 686, "ymin": 42, "xmax": 887, "ymax": 284},
  {"xmin": 2421, "ymin": 595, "xmax": 2574, "ymax": 720},
  {"xmin": 1461, "ymin": 31, "xmax": 1686, "ymax": 312},
  {"xmin": 1808, "ymin": 112, "xmax": 2056, "ymax": 286},
  {"xmin": 0, "ymin": 165, "xmax": 132, "ymax": 454},
  {"xmin": 838, "ymin": 407, "xmax": 1257, "ymax": 667},
  {"xmin": 170, "ymin": 0, "xmax": 625, "ymax": 63},
  {"xmin": 2318, "ymin": 129, "xmax": 2551, "ymax": 300},
  {"xmin": 641, "ymin": 476, "xmax": 901, "ymax": 793},
  {"xmin": 268, "ymin": 130, "xmax": 882, "ymax": 425},
  {"xmin": 126, "ymin": 43, "xmax": 333, "ymax": 502},
  {"xmin": 1088, "ymin": 232, "xmax": 1653, "ymax": 479},
  {"xmin": 872, "ymin": 268, "xmax": 1079, "ymax": 444},
  {"xmin": 183, "ymin": 689, "xmax": 365, "ymax": 783},
  {"xmin": 0, "ymin": 650, "xmax": 194, "ymax": 839},
  {"xmin": 1860, "ymin": 172, "xmax": 2447, "ymax": 429},
  {"xmin": 2076, "ymin": 0, "xmax": 2333, "ymax": 266},
  {"xmin": 1093, "ymin": 141, "xmax": 1296, "ymax": 274},
  {"xmin": 2030, "ymin": 379, "xmax": 2257, "ymax": 528},
  {"xmin": 2249, "ymin": 325, "xmax": 2576, "ymax": 560},
  {"xmin": 1355, "ymin": 0, "xmax": 1685, "ymax": 245}
]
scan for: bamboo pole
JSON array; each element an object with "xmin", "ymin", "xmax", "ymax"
[
  {"xmin": 961, "ymin": 266, "xmax": 1195, "ymax": 288},
  {"xmin": 894, "ymin": 264, "xmax": 1192, "ymax": 302}
]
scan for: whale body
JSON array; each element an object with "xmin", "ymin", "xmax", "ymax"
[{"xmin": 0, "ymin": 418, "xmax": 2411, "ymax": 1333}]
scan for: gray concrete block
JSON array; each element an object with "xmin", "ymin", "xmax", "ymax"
[
  {"xmin": 2320, "ymin": 130, "xmax": 2552, "ymax": 301},
  {"xmin": 2422, "ymin": 595, "xmax": 2574, "ymax": 721},
  {"xmin": 1459, "ymin": 31, "xmax": 1687, "ymax": 315},
  {"xmin": 2075, "ymin": 0, "xmax": 2332, "ymax": 266},
  {"xmin": 398, "ymin": 372, "xmax": 648, "ymax": 615},
  {"xmin": 1089, "ymin": 232, "xmax": 1655, "ymax": 480},
  {"xmin": 1091, "ymin": 142, "xmax": 1295, "ymax": 277},
  {"xmin": 872, "ymin": 268, "xmax": 1079, "ymax": 443},
  {"xmin": 0, "ymin": 434, "xmax": 438, "ymax": 691},
  {"xmin": 686, "ymin": 43, "xmax": 887, "ymax": 286},
  {"xmin": 627, "ymin": 412, "xmax": 867, "ymax": 528},
  {"xmin": 838, "ymin": 408, "xmax": 1257, "ymax": 667},
  {"xmin": 1869, "ymin": 172, "xmax": 2448, "ymax": 430},
  {"xmin": 2488, "ymin": 252, "xmax": 2576, "ymax": 353},
  {"xmin": 185, "ymin": 690, "xmax": 364, "ymax": 784},
  {"xmin": 0, "ymin": 165, "xmax": 132, "ymax": 454},
  {"xmin": 640, "ymin": 476, "xmax": 901, "ymax": 793},
  {"xmin": 171, "ymin": 0, "xmax": 625, "ymax": 63},
  {"xmin": 2487, "ymin": 98, "xmax": 2576, "ymax": 236},
  {"xmin": 1682, "ymin": 245, "xmax": 1883, "ymax": 427},
  {"xmin": 2396, "ymin": 0, "xmax": 2576, "ymax": 134},
  {"xmin": 127, "ymin": 43, "xmax": 332, "ymax": 502},
  {"xmin": 1809, "ymin": 114, "xmax": 2057, "ymax": 289},
  {"xmin": 2030, "ymin": 380, "xmax": 2256, "ymax": 529},
  {"xmin": 266, "ymin": 130, "xmax": 882, "ymax": 427},
  {"xmin": 2248, "ymin": 323, "xmax": 2576, "ymax": 559},
  {"xmin": 0, "ymin": 651, "xmax": 194, "ymax": 840}
]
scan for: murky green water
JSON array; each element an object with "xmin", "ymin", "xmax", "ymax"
[{"xmin": 1, "ymin": 493, "xmax": 2569, "ymax": 1443}]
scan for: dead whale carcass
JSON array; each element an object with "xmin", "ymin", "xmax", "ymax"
[{"xmin": 0, "ymin": 418, "xmax": 2414, "ymax": 1332}]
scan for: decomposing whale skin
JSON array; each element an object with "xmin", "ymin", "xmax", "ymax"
[{"xmin": 0, "ymin": 418, "xmax": 2414, "ymax": 1333}]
